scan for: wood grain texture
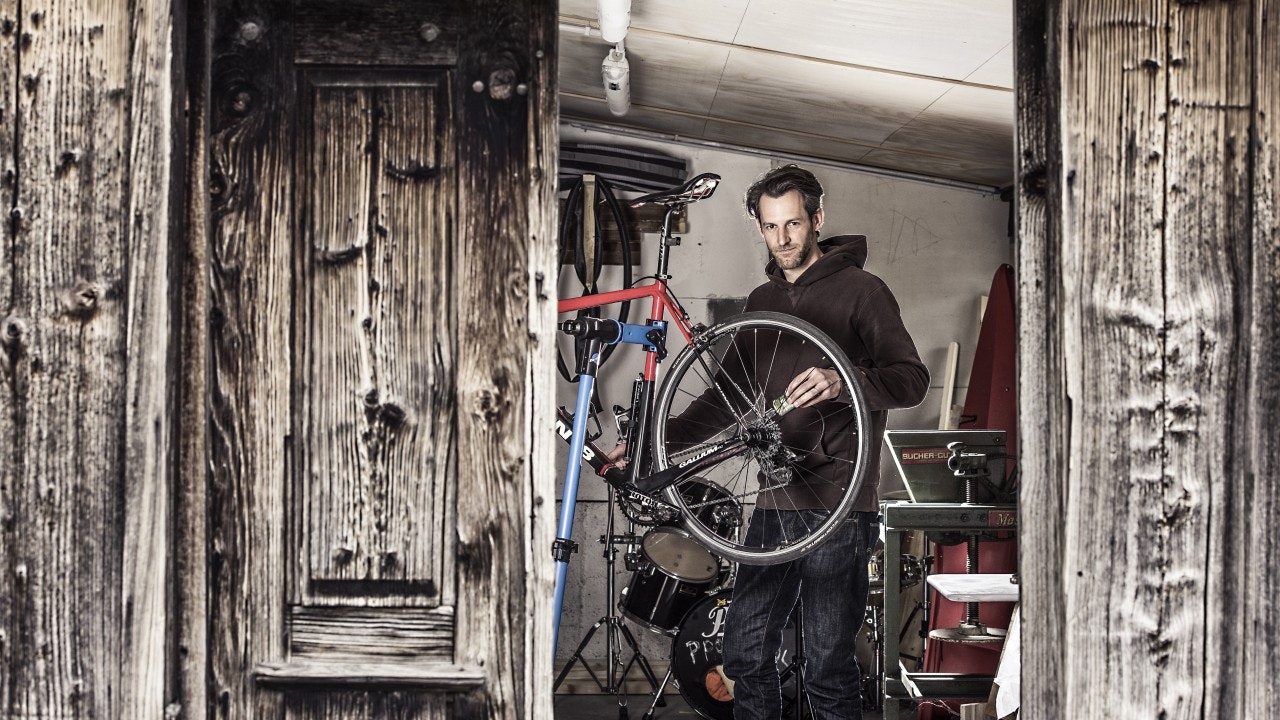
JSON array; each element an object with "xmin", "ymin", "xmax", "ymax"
[
  {"xmin": 280, "ymin": 690, "xmax": 452, "ymax": 720},
  {"xmin": 0, "ymin": 0, "xmax": 18, "ymax": 711},
  {"xmin": 300, "ymin": 72, "xmax": 455, "ymax": 603},
  {"xmin": 1062, "ymin": 2, "xmax": 1173, "ymax": 716},
  {"xmin": 1022, "ymin": 1, "xmax": 1280, "ymax": 717},
  {"xmin": 176, "ymin": 0, "xmax": 211, "ymax": 718},
  {"xmin": 452, "ymin": 0, "xmax": 556, "ymax": 717},
  {"xmin": 289, "ymin": 606, "xmax": 453, "ymax": 662},
  {"xmin": 1013, "ymin": 0, "xmax": 1067, "ymax": 717},
  {"xmin": 0, "ymin": 0, "xmax": 178, "ymax": 716},
  {"xmin": 293, "ymin": 0, "xmax": 460, "ymax": 67},
  {"xmin": 1166, "ymin": 4, "xmax": 1253, "ymax": 718},
  {"xmin": 208, "ymin": 0, "xmax": 292, "ymax": 717},
  {"xmin": 1241, "ymin": 1, "xmax": 1280, "ymax": 717},
  {"xmin": 522, "ymin": 0, "xmax": 559, "ymax": 715},
  {"xmin": 119, "ymin": 0, "xmax": 176, "ymax": 716}
]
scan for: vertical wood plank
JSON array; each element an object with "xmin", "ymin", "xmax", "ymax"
[
  {"xmin": 1060, "ymin": 2, "xmax": 1169, "ymax": 716},
  {"xmin": 1024, "ymin": 0, "xmax": 1280, "ymax": 717},
  {"xmin": 452, "ymin": 0, "xmax": 556, "ymax": 716},
  {"xmin": 1165, "ymin": 3, "xmax": 1253, "ymax": 719},
  {"xmin": 522, "ymin": 0, "xmax": 559, "ymax": 714},
  {"xmin": 0, "ymin": 0, "xmax": 17, "ymax": 717},
  {"xmin": 176, "ymin": 0, "xmax": 210, "ymax": 716},
  {"xmin": 3, "ymin": 0, "xmax": 135, "ymax": 717},
  {"xmin": 1243, "ymin": 1, "xmax": 1280, "ymax": 717},
  {"xmin": 370, "ymin": 81, "xmax": 456, "ymax": 604},
  {"xmin": 208, "ymin": 0, "xmax": 292, "ymax": 717},
  {"xmin": 1013, "ymin": 0, "xmax": 1067, "ymax": 716},
  {"xmin": 120, "ymin": 0, "xmax": 176, "ymax": 716},
  {"xmin": 303, "ymin": 82, "xmax": 379, "ymax": 585}
]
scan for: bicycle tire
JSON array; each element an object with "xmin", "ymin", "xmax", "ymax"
[{"xmin": 650, "ymin": 311, "xmax": 871, "ymax": 565}]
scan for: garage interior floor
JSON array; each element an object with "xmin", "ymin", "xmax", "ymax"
[{"xmin": 553, "ymin": 692, "xmax": 887, "ymax": 719}]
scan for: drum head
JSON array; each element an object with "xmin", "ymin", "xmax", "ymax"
[
  {"xmin": 671, "ymin": 590, "xmax": 796, "ymax": 720},
  {"xmin": 642, "ymin": 526, "xmax": 720, "ymax": 583}
]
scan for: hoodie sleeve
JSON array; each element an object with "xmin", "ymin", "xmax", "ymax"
[{"xmin": 850, "ymin": 283, "xmax": 930, "ymax": 411}]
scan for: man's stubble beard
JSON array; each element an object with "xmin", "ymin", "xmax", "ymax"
[{"xmin": 772, "ymin": 240, "xmax": 813, "ymax": 270}]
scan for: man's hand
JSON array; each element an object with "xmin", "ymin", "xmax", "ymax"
[
  {"xmin": 783, "ymin": 367, "xmax": 843, "ymax": 409},
  {"xmin": 605, "ymin": 441, "xmax": 628, "ymax": 469}
]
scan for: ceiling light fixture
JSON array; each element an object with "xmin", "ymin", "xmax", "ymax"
[
  {"xmin": 601, "ymin": 44, "xmax": 631, "ymax": 116},
  {"xmin": 597, "ymin": 0, "xmax": 631, "ymax": 43}
]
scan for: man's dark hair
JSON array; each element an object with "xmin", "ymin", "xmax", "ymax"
[{"xmin": 745, "ymin": 164, "xmax": 824, "ymax": 221}]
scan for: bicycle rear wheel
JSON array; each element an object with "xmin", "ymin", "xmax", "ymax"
[{"xmin": 650, "ymin": 311, "xmax": 871, "ymax": 565}]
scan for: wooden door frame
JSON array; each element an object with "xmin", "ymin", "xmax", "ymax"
[{"xmin": 1014, "ymin": 1, "xmax": 1279, "ymax": 717}]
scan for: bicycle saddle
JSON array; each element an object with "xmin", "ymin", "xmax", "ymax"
[{"xmin": 629, "ymin": 173, "xmax": 721, "ymax": 208}]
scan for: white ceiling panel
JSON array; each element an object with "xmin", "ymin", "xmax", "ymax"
[
  {"xmin": 700, "ymin": 119, "xmax": 875, "ymax": 165},
  {"xmin": 857, "ymin": 146, "xmax": 1012, "ymax": 189},
  {"xmin": 709, "ymin": 48, "xmax": 952, "ymax": 145},
  {"xmin": 732, "ymin": 0, "xmax": 1012, "ymax": 83},
  {"xmin": 560, "ymin": 0, "xmax": 753, "ymax": 43},
  {"xmin": 879, "ymin": 85, "xmax": 1014, "ymax": 162},
  {"xmin": 963, "ymin": 43, "xmax": 1015, "ymax": 87},
  {"xmin": 556, "ymin": 1, "xmax": 1017, "ymax": 188},
  {"xmin": 559, "ymin": 30, "xmax": 730, "ymax": 115},
  {"xmin": 560, "ymin": 94, "xmax": 711, "ymax": 138}
]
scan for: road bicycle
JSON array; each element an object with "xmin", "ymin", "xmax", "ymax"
[{"xmin": 551, "ymin": 172, "xmax": 873, "ymax": 645}]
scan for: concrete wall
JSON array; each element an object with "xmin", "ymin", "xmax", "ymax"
[{"xmin": 553, "ymin": 124, "xmax": 1011, "ymax": 670}]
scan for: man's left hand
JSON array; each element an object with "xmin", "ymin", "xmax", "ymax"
[{"xmin": 783, "ymin": 367, "xmax": 842, "ymax": 409}]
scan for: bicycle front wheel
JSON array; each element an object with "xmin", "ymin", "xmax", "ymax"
[{"xmin": 651, "ymin": 311, "xmax": 871, "ymax": 565}]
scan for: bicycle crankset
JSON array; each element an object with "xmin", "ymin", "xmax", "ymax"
[{"xmin": 616, "ymin": 487, "xmax": 680, "ymax": 526}]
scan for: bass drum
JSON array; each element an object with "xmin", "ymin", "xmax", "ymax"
[{"xmin": 670, "ymin": 590, "xmax": 796, "ymax": 720}]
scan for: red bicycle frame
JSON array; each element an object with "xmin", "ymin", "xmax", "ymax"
[{"xmin": 557, "ymin": 279, "xmax": 697, "ymax": 382}]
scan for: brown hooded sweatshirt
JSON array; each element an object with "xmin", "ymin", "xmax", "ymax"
[
  {"xmin": 744, "ymin": 234, "xmax": 929, "ymax": 512},
  {"xmin": 663, "ymin": 234, "xmax": 928, "ymax": 512}
]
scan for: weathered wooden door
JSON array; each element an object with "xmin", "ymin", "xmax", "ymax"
[{"xmin": 183, "ymin": 1, "xmax": 558, "ymax": 717}]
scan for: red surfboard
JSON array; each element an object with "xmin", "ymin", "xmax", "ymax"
[{"xmin": 917, "ymin": 264, "xmax": 1018, "ymax": 719}]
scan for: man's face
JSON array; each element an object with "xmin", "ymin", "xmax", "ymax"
[{"xmin": 757, "ymin": 190, "xmax": 824, "ymax": 275}]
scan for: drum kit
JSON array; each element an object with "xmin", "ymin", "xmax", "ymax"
[{"xmin": 555, "ymin": 477, "xmax": 927, "ymax": 720}]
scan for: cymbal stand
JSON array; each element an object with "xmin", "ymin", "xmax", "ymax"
[
  {"xmin": 781, "ymin": 600, "xmax": 815, "ymax": 720},
  {"xmin": 553, "ymin": 488, "xmax": 664, "ymax": 718},
  {"xmin": 863, "ymin": 602, "xmax": 884, "ymax": 713}
]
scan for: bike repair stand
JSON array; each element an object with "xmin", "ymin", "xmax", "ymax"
[
  {"xmin": 552, "ymin": 317, "xmax": 666, "ymax": 718},
  {"xmin": 552, "ymin": 485, "xmax": 666, "ymax": 717}
]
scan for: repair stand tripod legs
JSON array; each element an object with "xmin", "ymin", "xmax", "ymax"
[{"xmin": 552, "ymin": 485, "xmax": 664, "ymax": 717}]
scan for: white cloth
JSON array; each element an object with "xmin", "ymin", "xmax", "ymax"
[
  {"xmin": 994, "ymin": 604, "xmax": 1021, "ymax": 718},
  {"xmin": 925, "ymin": 573, "xmax": 1020, "ymax": 603}
]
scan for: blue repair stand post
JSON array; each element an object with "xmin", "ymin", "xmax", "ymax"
[{"xmin": 551, "ymin": 319, "xmax": 667, "ymax": 714}]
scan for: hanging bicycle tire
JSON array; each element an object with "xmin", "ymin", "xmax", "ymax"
[
  {"xmin": 557, "ymin": 175, "xmax": 633, "ymax": 382},
  {"xmin": 650, "ymin": 311, "xmax": 871, "ymax": 565}
]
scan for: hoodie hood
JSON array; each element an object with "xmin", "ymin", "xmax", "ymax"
[{"xmin": 765, "ymin": 234, "xmax": 868, "ymax": 287}]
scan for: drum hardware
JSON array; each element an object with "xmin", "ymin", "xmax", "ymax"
[
  {"xmin": 640, "ymin": 477, "xmax": 742, "ymax": 583},
  {"xmin": 553, "ymin": 486, "xmax": 666, "ymax": 717}
]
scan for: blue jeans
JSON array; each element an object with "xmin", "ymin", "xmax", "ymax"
[{"xmin": 722, "ymin": 509, "xmax": 879, "ymax": 720}]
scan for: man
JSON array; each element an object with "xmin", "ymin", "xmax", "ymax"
[{"xmin": 722, "ymin": 164, "xmax": 929, "ymax": 719}]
